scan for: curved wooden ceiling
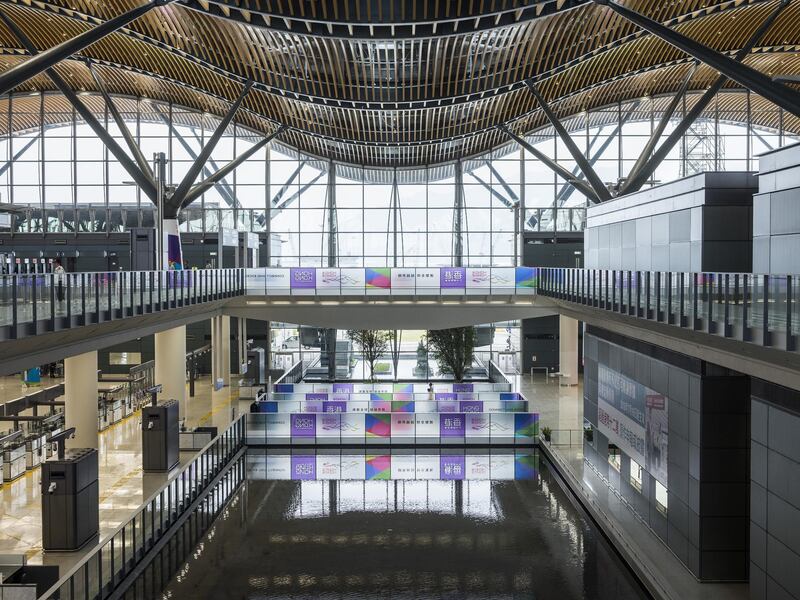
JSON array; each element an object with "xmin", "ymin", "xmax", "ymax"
[{"xmin": 0, "ymin": 0, "xmax": 798, "ymax": 167}]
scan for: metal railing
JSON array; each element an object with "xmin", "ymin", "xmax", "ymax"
[
  {"xmin": 0, "ymin": 268, "xmax": 245, "ymax": 339},
  {"xmin": 541, "ymin": 429, "xmax": 584, "ymax": 447},
  {"xmin": 38, "ymin": 416, "xmax": 245, "ymax": 600},
  {"xmin": 538, "ymin": 268, "xmax": 800, "ymax": 353}
]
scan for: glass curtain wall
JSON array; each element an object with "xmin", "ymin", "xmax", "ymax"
[{"xmin": 0, "ymin": 90, "xmax": 795, "ymax": 267}]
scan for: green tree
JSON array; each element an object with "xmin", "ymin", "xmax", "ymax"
[
  {"xmin": 426, "ymin": 327, "xmax": 476, "ymax": 382},
  {"xmin": 346, "ymin": 329, "xmax": 392, "ymax": 382}
]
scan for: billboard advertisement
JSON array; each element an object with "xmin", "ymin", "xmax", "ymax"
[
  {"xmin": 340, "ymin": 268, "xmax": 366, "ymax": 291},
  {"xmin": 265, "ymin": 413, "xmax": 291, "ymax": 438},
  {"xmin": 596, "ymin": 364, "xmax": 668, "ymax": 485},
  {"xmin": 391, "ymin": 268, "xmax": 417, "ymax": 290},
  {"xmin": 440, "ymin": 267, "xmax": 466, "ymax": 289},
  {"xmin": 316, "ymin": 414, "xmax": 342, "ymax": 439},
  {"xmin": 466, "ymin": 268, "xmax": 491, "ymax": 290},
  {"xmin": 340, "ymin": 413, "xmax": 365, "ymax": 441},
  {"xmin": 414, "ymin": 268, "xmax": 440, "ymax": 291},
  {"xmin": 366, "ymin": 455, "xmax": 391, "ymax": 480},
  {"xmin": 264, "ymin": 268, "xmax": 292, "ymax": 290},
  {"xmin": 290, "ymin": 413, "xmax": 316, "ymax": 437},
  {"xmin": 366, "ymin": 413, "xmax": 391, "ymax": 438},
  {"xmin": 290, "ymin": 268, "xmax": 316, "ymax": 289},
  {"xmin": 317, "ymin": 268, "xmax": 342, "ymax": 290},
  {"xmin": 440, "ymin": 413, "xmax": 466, "ymax": 438},
  {"xmin": 291, "ymin": 455, "xmax": 316, "ymax": 480},
  {"xmin": 440, "ymin": 455, "xmax": 466, "ymax": 480},
  {"xmin": 365, "ymin": 268, "xmax": 391, "ymax": 289},
  {"xmin": 391, "ymin": 414, "xmax": 416, "ymax": 437},
  {"xmin": 515, "ymin": 267, "xmax": 537, "ymax": 289}
]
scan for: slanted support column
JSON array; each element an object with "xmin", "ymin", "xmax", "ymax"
[
  {"xmin": 558, "ymin": 316, "xmax": 579, "ymax": 386},
  {"xmin": 64, "ymin": 351, "xmax": 98, "ymax": 449},
  {"xmin": 212, "ymin": 315, "xmax": 231, "ymax": 387},
  {"xmin": 155, "ymin": 325, "xmax": 187, "ymax": 412}
]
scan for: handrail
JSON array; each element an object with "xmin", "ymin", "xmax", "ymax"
[
  {"xmin": 39, "ymin": 414, "xmax": 246, "ymax": 600},
  {"xmin": 538, "ymin": 267, "xmax": 799, "ymax": 354}
]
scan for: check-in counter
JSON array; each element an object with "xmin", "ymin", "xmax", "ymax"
[
  {"xmin": 179, "ymin": 427, "xmax": 218, "ymax": 451},
  {"xmin": 25, "ymin": 433, "xmax": 48, "ymax": 470},
  {"xmin": 3, "ymin": 443, "xmax": 27, "ymax": 482},
  {"xmin": 98, "ymin": 382, "xmax": 127, "ymax": 430}
]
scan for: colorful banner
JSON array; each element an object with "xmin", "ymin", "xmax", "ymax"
[
  {"xmin": 440, "ymin": 267, "xmax": 466, "ymax": 288},
  {"xmin": 290, "ymin": 413, "xmax": 316, "ymax": 437},
  {"xmin": 515, "ymin": 267, "xmax": 537, "ymax": 288},
  {"xmin": 365, "ymin": 268, "xmax": 391, "ymax": 289},
  {"xmin": 392, "ymin": 401, "xmax": 415, "ymax": 413},
  {"xmin": 290, "ymin": 268, "xmax": 316, "ymax": 289},
  {"xmin": 369, "ymin": 400, "xmax": 391, "ymax": 413},
  {"xmin": 370, "ymin": 392, "xmax": 393, "ymax": 402},
  {"xmin": 393, "ymin": 383, "xmax": 413, "ymax": 393},
  {"xmin": 307, "ymin": 393, "xmax": 328, "ymax": 401},
  {"xmin": 163, "ymin": 218, "xmax": 183, "ymax": 270},
  {"xmin": 440, "ymin": 413, "xmax": 466, "ymax": 437},
  {"xmin": 514, "ymin": 454, "xmax": 539, "ymax": 480},
  {"xmin": 366, "ymin": 455, "xmax": 391, "ymax": 480},
  {"xmin": 365, "ymin": 413, "xmax": 391, "ymax": 438},
  {"xmin": 333, "ymin": 383, "xmax": 353, "ymax": 393},
  {"xmin": 514, "ymin": 413, "xmax": 539, "ymax": 440}
]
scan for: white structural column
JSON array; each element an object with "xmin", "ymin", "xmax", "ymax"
[
  {"xmin": 155, "ymin": 325, "xmax": 187, "ymax": 410},
  {"xmin": 237, "ymin": 317, "xmax": 247, "ymax": 376},
  {"xmin": 212, "ymin": 315, "xmax": 231, "ymax": 387},
  {"xmin": 559, "ymin": 315, "xmax": 580, "ymax": 386},
  {"xmin": 64, "ymin": 350, "xmax": 99, "ymax": 449}
]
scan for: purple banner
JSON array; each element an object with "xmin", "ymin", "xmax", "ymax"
[
  {"xmin": 307, "ymin": 393, "xmax": 329, "ymax": 401},
  {"xmin": 291, "ymin": 414, "xmax": 316, "ymax": 437},
  {"xmin": 291, "ymin": 455, "xmax": 316, "ymax": 480},
  {"xmin": 303, "ymin": 400, "xmax": 323, "ymax": 413},
  {"xmin": 438, "ymin": 401, "xmax": 458, "ymax": 413},
  {"xmin": 435, "ymin": 392, "xmax": 457, "ymax": 401},
  {"xmin": 323, "ymin": 401, "xmax": 347, "ymax": 413},
  {"xmin": 453, "ymin": 383, "xmax": 474, "ymax": 393},
  {"xmin": 459, "ymin": 400, "xmax": 483, "ymax": 413},
  {"xmin": 440, "ymin": 455, "xmax": 466, "ymax": 480},
  {"xmin": 333, "ymin": 383, "xmax": 353, "ymax": 393},
  {"xmin": 440, "ymin": 267, "xmax": 466, "ymax": 288},
  {"xmin": 440, "ymin": 413, "xmax": 466, "ymax": 437},
  {"xmin": 290, "ymin": 268, "xmax": 316, "ymax": 289}
]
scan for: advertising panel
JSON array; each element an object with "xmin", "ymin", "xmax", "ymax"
[
  {"xmin": 333, "ymin": 383, "xmax": 354, "ymax": 393},
  {"xmin": 265, "ymin": 413, "xmax": 291, "ymax": 438},
  {"xmin": 491, "ymin": 268, "xmax": 517, "ymax": 292},
  {"xmin": 316, "ymin": 414, "xmax": 341, "ymax": 440},
  {"xmin": 289, "ymin": 268, "xmax": 316, "ymax": 289},
  {"xmin": 365, "ymin": 413, "xmax": 391, "ymax": 438},
  {"xmin": 290, "ymin": 413, "xmax": 316, "ymax": 438},
  {"xmin": 339, "ymin": 268, "xmax": 366, "ymax": 292},
  {"xmin": 391, "ymin": 268, "xmax": 417, "ymax": 290},
  {"xmin": 370, "ymin": 392, "xmax": 393, "ymax": 402},
  {"xmin": 453, "ymin": 383, "xmax": 474, "ymax": 393},
  {"xmin": 301, "ymin": 400, "xmax": 323, "ymax": 413},
  {"xmin": 391, "ymin": 414, "xmax": 416, "ymax": 437},
  {"xmin": 263, "ymin": 269, "xmax": 292, "ymax": 293},
  {"xmin": 514, "ymin": 413, "xmax": 539, "ymax": 442},
  {"xmin": 515, "ymin": 267, "xmax": 538, "ymax": 290},
  {"xmin": 437, "ymin": 401, "xmax": 459, "ymax": 413},
  {"xmin": 440, "ymin": 267, "xmax": 466, "ymax": 289},
  {"xmin": 489, "ymin": 413, "xmax": 515, "ymax": 442},
  {"xmin": 245, "ymin": 269, "xmax": 265, "ymax": 294},
  {"xmin": 340, "ymin": 454, "xmax": 366, "ymax": 479},
  {"xmin": 316, "ymin": 455, "xmax": 341, "ymax": 479},
  {"xmin": 365, "ymin": 455, "xmax": 391, "ymax": 480},
  {"xmin": 465, "ymin": 413, "xmax": 491, "ymax": 439},
  {"xmin": 390, "ymin": 454, "xmax": 417, "ymax": 480},
  {"xmin": 316, "ymin": 268, "xmax": 342, "ymax": 292},
  {"xmin": 597, "ymin": 364, "xmax": 668, "ymax": 485},
  {"xmin": 365, "ymin": 268, "xmax": 391, "ymax": 289},
  {"xmin": 393, "ymin": 383, "xmax": 414, "ymax": 393},
  {"xmin": 440, "ymin": 413, "xmax": 466, "ymax": 438},
  {"xmin": 415, "ymin": 454, "xmax": 440, "ymax": 479},
  {"xmin": 275, "ymin": 383, "xmax": 294, "ymax": 393},
  {"xmin": 340, "ymin": 413, "xmax": 365, "ymax": 441},
  {"xmin": 460, "ymin": 401, "xmax": 483, "ymax": 413},
  {"xmin": 415, "ymin": 413, "xmax": 440, "ymax": 440},
  {"xmin": 490, "ymin": 453, "xmax": 515, "ymax": 479},
  {"xmin": 265, "ymin": 455, "xmax": 292, "ymax": 479},
  {"xmin": 440, "ymin": 455, "xmax": 466, "ymax": 480},
  {"xmin": 392, "ymin": 401, "xmax": 415, "ymax": 413},
  {"xmin": 290, "ymin": 455, "xmax": 316, "ymax": 480},
  {"xmin": 514, "ymin": 454, "xmax": 539, "ymax": 480},
  {"xmin": 435, "ymin": 393, "xmax": 457, "ymax": 401},
  {"xmin": 466, "ymin": 455, "xmax": 491, "ymax": 479},
  {"xmin": 466, "ymin": 268, "xmax": 491, "ymax": 290},
  {"xmin": 369, "ymin": 400, "xmax": 391, "ymax": 413},
  {"xmin": 322, "ymin": 401, "xmax": 347, "ymax": 413}
]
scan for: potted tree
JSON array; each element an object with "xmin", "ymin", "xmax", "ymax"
[
  {"xmin": 347, "ymin": 329, "xmax": 392, "ymax": 382},
  {"xmin": 542, "ymin": 426, "xmax": 552, "ymax": 443},
  {"xmin": 425, "ymin": 327, "xmax": 476, "ymax": 382}
]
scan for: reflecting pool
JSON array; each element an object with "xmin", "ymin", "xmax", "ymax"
[{"xmin": 162, "ymin": 449, "xmax": 648, "ymax": 599}]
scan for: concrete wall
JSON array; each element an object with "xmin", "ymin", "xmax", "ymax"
[
  {"xmin": 585, "ymin": 172, "xmax": 755, "ymax": 273},
  {"xmin": 751, "ymin": 380, "xmax": 800, "ymax": 600},
  {"xmin": 754, "ymin": 142, "xmax": 800, "ymax": 274},
  {"xmin": 584, "ymin": 326, "xmax": 750, "ymax": 581}
]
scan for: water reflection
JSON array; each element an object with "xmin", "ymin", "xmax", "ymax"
[{"xmin": 162, "ymin": 449, "xmax": 648, "ymax": 600}]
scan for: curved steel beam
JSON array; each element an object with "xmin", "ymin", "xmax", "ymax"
[
  {"xmin": 178, "ymin": 0, "xmax": 587, "ymax": 41},
  {"xmin": 0, "ymin": 0, "xmax": 174, "ymax": 96},
  {"xmin": 4, "ymin": 0, "xmax": 774, "ymax": 111},
  {"xmin": 595, "ymin": 0, "xmax": 800, "ymax": 118}
]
